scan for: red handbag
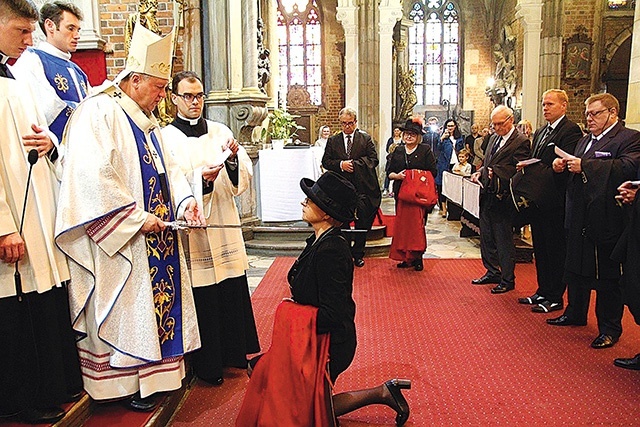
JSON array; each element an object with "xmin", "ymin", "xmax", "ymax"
[{"xmin": 397, "ymin": 169, "xmax": 438, "ymax": 208}]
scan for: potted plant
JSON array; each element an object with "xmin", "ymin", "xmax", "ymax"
[{"xmin": 263, "ymin": 108, "xmax": 305, "ymax": 149}]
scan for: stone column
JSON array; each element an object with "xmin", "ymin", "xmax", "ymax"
[
  {"xmin": 336, "ymin": 1, "xmax": 359, "ymax": 110},
  {"xmin": 182, "ymin": 0, "xmax": 202, "ymax": 76},
  {"xmin": 537, "ymin": 0, "xmax": 563, "ymax": 116},
  {"xmin": 378, "ymin": 1, "xmax": 403, "ymax": 169},
  {"xmin": 201, "ymin": 0, "xmax": 268, "ymax": 225},
  {"xmin": 516, "ymin": 0, "xmax": 543, "ymax": 124},
  {"xmin": 202, "ymin": 1, "xmax": 229, "ymax": 94},
  {"xmin": 242, "ymin": 0, "xmax": 261, "ymax": 93},
  {"xmin": 76, "ymin": 0, "xmax": 104, "ymax": 50},
  {"xmin": 626, "ymin": 0, "xmax": 640, "ymax": 130}
]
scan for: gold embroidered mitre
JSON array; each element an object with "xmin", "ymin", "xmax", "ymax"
[{"xmin": 122, "ymin": 23, "xmax": 173, "ymax": 81}]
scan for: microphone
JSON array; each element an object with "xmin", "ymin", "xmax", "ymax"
[{"xmin": 14, "ymin": 149, "xmax": 39, "ymax": 302}]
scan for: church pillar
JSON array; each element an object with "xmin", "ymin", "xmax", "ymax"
[
  {"xmin": 242, "ymin": 0, "xmax": 261, "ymax": 93},
  {"xmin": 182, "ymin": 0, "xmax": 202, "ymax": 76},
  {"xmin": 538, "ymin": 0, "xmax": 563, "ymax": 116},
  {"xmin": 336, "ymin": 1, "xmax": 359, "ymax": 110},
  {"xmin": 516, "ymin": 0, "xmax": 543, "ymax": 124},
  {"xmin": 626, "ymin": 0, "xmax": 640, "ymax": 130},
  {"xmin": 202, "ymin": 0, "xmax": 268, "ymax": 225},
  {"xmin": 76, "ymin": 0, "xmax": 104, "ymax": 50},
  {"xmin": 378, "ymin": 1, "xmax": 403, "ymax": 168}
]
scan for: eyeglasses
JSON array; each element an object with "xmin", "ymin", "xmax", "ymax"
[
  {"xmin": 585, "ymin": 108, "xmax": 610, "ymax": 119},
  {"xmin": 302, "ymin": 197, "xmax": 311, "ymax": 206},
  {"xmin": 491, "ymin": 115, "xmax": 513, "ymax": 127},
  {"xmin": 176, "ymin": 92, "xmax": 205, "ymax": 103},
  {"xmin": 403, "ymin": 132, "xmax": 418, "ymax": 138},
  {"xmin": 340, "ymin": 120, "xmax": 356, "ymax": 127}
]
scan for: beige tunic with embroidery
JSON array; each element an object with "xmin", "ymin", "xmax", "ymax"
[{"xmin": 162, "ymin": 120, "xmax": 251, "ymax": 286}]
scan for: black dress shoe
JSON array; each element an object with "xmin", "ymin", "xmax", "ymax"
[
  {"xmin": 614, "ymin": 353, "xmax": 640, "ymax": 370},
  {"xmin": 20, "ymin": 407, "xmax": 65, "ymax": 424},
  {"xmin": 546, "ymin": 315, "xmax": 587, "ymax": 326},
  {"xmin": 384, "ymin": 379, "xmax": 411, "ymax": 427},
  {"xmin": 354, "ymin": 258, "xmax": 365, "ymax": 268},
  {"xmin": 531, "ymin": 300, "xmax": 563, "ymax": 313},
  {"xmin": 200, "ymin": 376, "xmax": 224, "ymax": 386},
  {"xmin": 413, "ymin": 260, "xmax": 423, "ymax": 271},
  {"xmin": 128, "ymin": 393, "xmax": 159, "ymax": 412},
  {"xmin": 491, "ymin": 284, "xmax": 514, "ymax": 294},
  {"xmin": 590, "ymin": 334, "xmax": 618, "ymax": 349},
  {"xmin": 471, "ymin": 274, "xmax": 501, "ymax": 285},
  {"xmin": 396, "ymin": 261, "xmax": 411, "ymax": 268},
  {"xmin": 518, "ymin": 293, "xmax": 546, "ymax": 305}
]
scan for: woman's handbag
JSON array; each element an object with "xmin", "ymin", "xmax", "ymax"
[{"xmin": 397, "ymin": 169, "xmax": 438, "ymax": 208}]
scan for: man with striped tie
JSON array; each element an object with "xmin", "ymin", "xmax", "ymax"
[{"xmin": 322, "ymin": 107, "xmax": 381, "ymax": 268}]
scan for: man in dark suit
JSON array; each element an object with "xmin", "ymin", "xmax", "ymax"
[
  {"xmin": 547, "ymin": 93, "xmax": 640, "ymax": 350},
  {"xmin": 470, "ymin": 105, "xmax": 531, "ymax": 294},
  {"xmin": 517, "ymin": 89, "xmax": 583, "ymax": 313},
  {"xmin": 322, "ymin": 107, "xmax": 381, "ymax": 267}
]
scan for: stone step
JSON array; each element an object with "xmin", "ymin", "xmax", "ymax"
[
  {"xmin": 250, "ymin": 225, "xmax": 387, "ymax": 241},
  {"xmin": 246, "ymin": 236, "xmax": 392, "ymax": 257}
]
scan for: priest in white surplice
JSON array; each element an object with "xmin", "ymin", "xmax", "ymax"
[
  {"xmin": 55, "ymin": 25, "xmax": 204, "ymax": 410},
  {"xmin": 162, "ymin": 71, "xmax": 260, "ymax": 385},
  {"xmin": 1, "ymin": 1, "xmax": 82, "ymax": 423}
]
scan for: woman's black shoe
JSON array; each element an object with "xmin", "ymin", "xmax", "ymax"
[
  {"xmin": 384, "ymin": 379, "xmax": 411, "ymax": 426},
  {"xmin": 397, "ymin": 261, "xmax": 411, "ymax": 268},
  {"xmin": 20, "ymin": 407, "xmax": 65, "ymax": 424},
  {"xmin": 413, "ymin": 260, "xmax": 423, "ymax": 271}
]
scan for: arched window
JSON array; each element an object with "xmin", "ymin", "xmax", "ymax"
[
  {"xmin": 607, "ymin": 0, "xmax": 635, "ymax": 10},
  {"xmin": 408, "ymin": 0, "xmax": 460, "ymax": 106},
  {"xmin": 277, "ymin": 0, "xmax": 322, "ymax": 105}
]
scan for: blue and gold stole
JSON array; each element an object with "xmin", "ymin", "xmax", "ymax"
[{"xmin": 125, "ymin": 114, "xmax": 184, "ymax": 357}]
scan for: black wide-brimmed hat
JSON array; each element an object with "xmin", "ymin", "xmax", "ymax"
[
  {"xmin": 399, "ymin": 119, "xmax": 424, "ymax": 136},
  {"xmin": 300, "ymin": 171, "xmax": 357, "ymax": 222}
]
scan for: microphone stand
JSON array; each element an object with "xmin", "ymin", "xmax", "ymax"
[{"xmin": 14, "ymin": 149, "xmax": 39, "ymax": 302}]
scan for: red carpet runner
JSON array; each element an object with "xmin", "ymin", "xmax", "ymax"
[{"xmin": 172, "ymin": 258, "xmax": 640, "ymax": 426}]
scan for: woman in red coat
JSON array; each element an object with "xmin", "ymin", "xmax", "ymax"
[{"xmin": 387, "ymin": 119, "xmax": 438, "ymax": 271}]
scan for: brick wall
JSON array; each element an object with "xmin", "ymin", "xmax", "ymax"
[
  {"xmin": 461, "ymin": 0, "xmax": 493, "ymax": 129},
  {"xmin": 99, "ymin": 0, "xmax": 181, "ymax": 80},
  {"xmin": 313, "ymin": 2, "xmax": 346, "ymax": 139}
]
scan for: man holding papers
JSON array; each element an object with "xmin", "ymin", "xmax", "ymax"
[
  {"xmin": 516, "ymin": 90, "xmax": 582, "ymax": 314},
  {"xmin": 162, "ymin": 71, "xmax": 260, "ymax": 385},
  {"xmin": 547, "ymin": 93, "xmax": 640, "ymax": 350}
]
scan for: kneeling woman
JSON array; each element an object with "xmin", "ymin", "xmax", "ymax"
[{"xmin": 238, "ymin": 172, "xmax": 411, "ymax": 426}]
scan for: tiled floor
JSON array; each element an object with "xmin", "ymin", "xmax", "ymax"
[{"xmin": 246, "ymin": 197, "xmax": 482, "ymax": 294}]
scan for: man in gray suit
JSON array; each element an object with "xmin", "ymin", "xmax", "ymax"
[{"xmin": 470, "ymin": 105, "xmax": 531, "ymax": 294}]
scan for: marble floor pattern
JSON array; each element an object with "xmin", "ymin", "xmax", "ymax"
[{"xmin": 246, "ymin": 197, "xmax": 481, "ymax": 294}]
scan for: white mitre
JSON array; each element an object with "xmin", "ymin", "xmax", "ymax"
[{"xmin": 114, "ymin": 23, "xmax": 174, "ymax": 84}]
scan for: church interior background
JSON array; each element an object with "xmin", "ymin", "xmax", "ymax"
[{"xmin": 37, "ymin": 0, "xmax": 639, "ymax": 224}]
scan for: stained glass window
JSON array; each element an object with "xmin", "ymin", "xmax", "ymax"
[
  {"xmin": 277, "ymin": 0, "xmax": 322, "ymax": 105},
  {"xmin": 408, "ymin": 0, "xmax": 460, "ymax": 106},
  {"xmin": 607, "ymin": 0, "xmax": 635, "ymax": 10}
]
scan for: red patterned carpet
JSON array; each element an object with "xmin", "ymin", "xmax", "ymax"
[{"xmin": 171, "ymin": 258, "xmax": 640, "ymax": 426}]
